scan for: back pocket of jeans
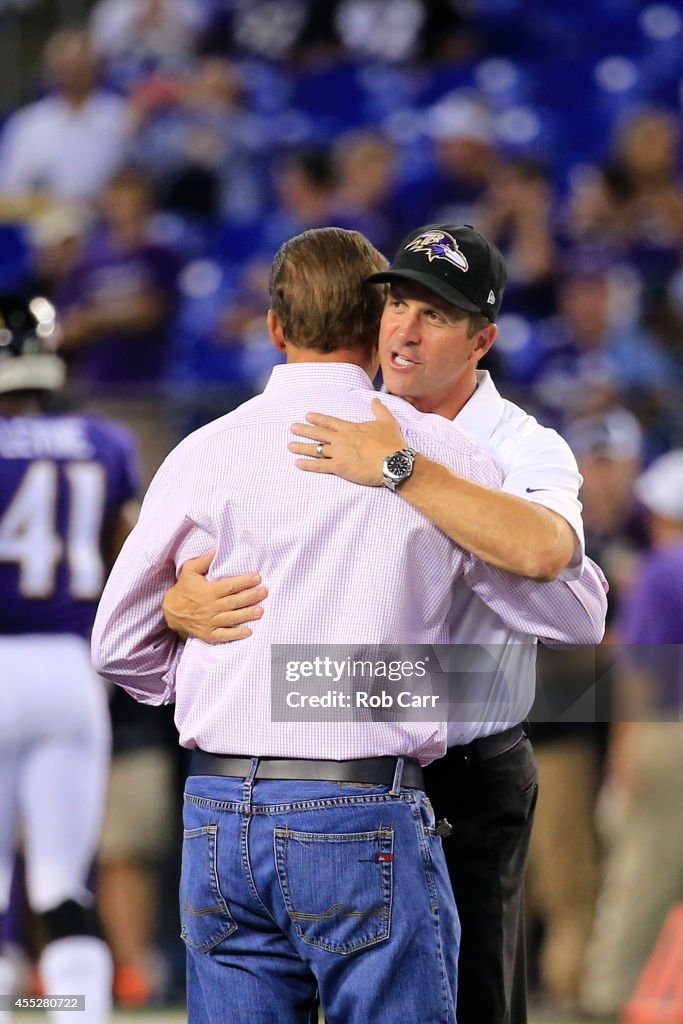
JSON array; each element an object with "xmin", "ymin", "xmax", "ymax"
[
  {"xmin": 274, "ymin": 825, "xmax": 393, "ymax": 954},
  {"xmin": 180, "ymin": 825, "xmax": 237, "ymax": 952}
]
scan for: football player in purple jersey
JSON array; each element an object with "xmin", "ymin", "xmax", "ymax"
[{"xmin": 0, "ymin": 294, "xmax": 139, "ymax": 1023}]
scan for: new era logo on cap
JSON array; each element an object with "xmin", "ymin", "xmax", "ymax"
[{"xmin": 366, "ymin": 223, "xmax": 507, "ymax": 321}]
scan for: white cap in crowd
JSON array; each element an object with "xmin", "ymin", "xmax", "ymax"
[
  {"xmin": 634, "ymin": 450, "xmax": 683, "ymax": 522},
  {"xmin": 565, "ymin": 408, "xmax": 643, "ymax": 461},
  {"xmin": 429, "ymin": 93, "xmax": 495, "ymax": 143}
]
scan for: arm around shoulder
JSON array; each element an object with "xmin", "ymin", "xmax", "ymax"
[
  {"xmin": 92, "ymin": 535, "xmax": 183, "ymax": 704},
  {"xmin": 92, "ymin": 451, "xmax": 197, "ymax": 703},
  {"xmin": 399, "ymin": 454, "xmax": 577, "ymax": 579}
]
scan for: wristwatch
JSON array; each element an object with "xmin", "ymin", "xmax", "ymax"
[{"xmin": 383, "ymin": 447, "xmax": 418, "ymax": 491}]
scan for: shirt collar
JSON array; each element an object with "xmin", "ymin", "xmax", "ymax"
[
  {"xmin": 453, "ymin": 370, "xmax": 505, "ymax": 443},
  {"xmin": 264, "ymin": 362, "xmax": 376, "ymax": 392}
]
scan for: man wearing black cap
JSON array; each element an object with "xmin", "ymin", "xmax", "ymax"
[
  {"xmin": 162, "ymin": 224, "xmax": 608, "ymax": 1024},
  {"xmin": 285, "ymin": 225, "xmax": 602, "ymax": 1024}
]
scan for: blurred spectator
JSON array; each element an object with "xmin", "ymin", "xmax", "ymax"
[
  {"xmin": 199, "ymin": 0, "xmax": 474, "ymax": 64},
  {"xmin": 405, "ymin": 0, "xmax": 479, "ymax": 62},
  {"xmin": 331, "ymin": 0, "xmax": 476, "ymax": 63},
  {"xmin": 99, "ymin": 691, "xmax": 178, "ymax": 1007},
  {"xmin": 163, "ymin": 147, "xmax": 335, "ymax": 433},
  {"xmin": 394, "ymin": 92, "xmax": 500, "ymax": 230},
  {"xmin": 211, "ymin": 146, "xmax": 338, "ymax": 360},
  {"xmin": 612, "ymin": 107, "xmax": 683, "ymax": 247},
  {"xmin": 594, "ymin": 108, "xmax": 683, "ymax": 307},
  {"xmin": 0, "ymin": 293, "xmax": 140, "ymax": 1018},
  {"xmin": 56, "ymin": 167, "xmax": 179, "ymax": 481},
  {"xmin": 58, "ymin": 167, "xmax": 178, "ymax": 390},
  {"xmin": 559, "ymin": 107, "xmax": 683, "ymax": 319},
  {"xmin": 0, "ymin": 30, "xmax": 130, "ymax": 206},
  {"xmin": 332, "ymin": 0, "xmax": 427, "ymax": 62},
  {"xmin": 261, "ymin": 145, "xmax": 338, "ymax": 253},
  {"xmin": 561, "ymin": 163, "xmax": 636, "ymax": 251},
  {"xmin": 511, "ymin": 255, "xmax": 681, "ymax": 429},
  {"xmin": 525, "ymin": 408, "xmax": 646, "ymax": 1012},
  {"xmin": 165, "ymin": 256, "xmax": 284, "ymax": 438},
  {"xmin": 129, "ymin": 57, "xmax": 268, "ymax": 222},
  {"xmin": 27, "ymin": 205, "xmax": 91, "ymax": 300},
  {"xmin": 331, "ymin": 130, "xmax": 398, "ymax": 250},
  {"xmin": 90, "ymin": 0, "xmax": 209, "ymax": 88},
  {"xmin": 641, "ymin": 282, "xmax": 683, "ymax": 439},
  {"xmin": 477, "ymin": 157, "xmax": 557, "ymax": 318},
  {"xmin": 565, "ymin": 409, "xmax": 647, "ymax": 602},
  {"xmin": 526, "ymin": 710, "xmax": 601, "ymax": 1013},
  {"xmin": 199, "ymin": 0, "xmax": 334, "ymax": 62},
  {"xmin": 581, "ymin": 451, "xmax": 683, "ymax": 1019}
]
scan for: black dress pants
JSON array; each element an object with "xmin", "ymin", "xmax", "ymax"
[{"xmin": 422, "ymin": 734, "xmax": 539, "ymax": 1024}]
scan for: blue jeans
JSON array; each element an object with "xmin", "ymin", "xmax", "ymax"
[{"xmin": 180, "ymin": 759, "xmax": 459, "ymax": 1024}]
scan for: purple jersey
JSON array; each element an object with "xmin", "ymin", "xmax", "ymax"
[
  {"xmin": 0, "ymin": 413, "xmax": 139, "ymax": 638},
  {"xmin": 57, "ymin": 234, "xmax": 179, "ymax": 385},
  {"xmin": 617, "ymin": 543, "xmax": 683, "ymax": 713}
]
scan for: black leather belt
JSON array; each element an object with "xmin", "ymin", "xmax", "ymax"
[
  {"xmin": 189, "ymin": 749, "xmax": 425, "ymax": 789},
  {"xmin": 449, "ymin": 722, "xmax": 528, "ymax": 764}
]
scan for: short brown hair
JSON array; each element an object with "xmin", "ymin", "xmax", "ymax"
[
  {"xmin": 269, "ymin": 227, "xmax": 388, "ymax": 354},
  {"xmin": 466, "ymin": 312, "xmax": 491, "ymax": 338}
]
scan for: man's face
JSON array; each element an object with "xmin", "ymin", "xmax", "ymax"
[
  {"xmin": 577, "ymin": 452, "xmax": 639, "ymax": 532},
  {"xmin": 378, "ymin": 283, "xmax": 494, "ymax": 419}
]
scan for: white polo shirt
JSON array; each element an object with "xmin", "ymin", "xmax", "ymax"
[
  {"xmin": 456, "ymin": 370, "xmax": 585, "ymax": 575},
  {"xmin": 0, "ymin": 92, "xmax": 130, "ymax": 201},
  {"xmin": 445, "ymin": 370, "xmax": 590, "ymax": 745}
]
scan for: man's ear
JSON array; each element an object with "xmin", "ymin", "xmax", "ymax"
[
  {"xmin": 267, "ymin": 309, "xmax": 287, "ymax": 352},
  {"xmin": 472, "ymin": 323, "xmax": 497, "ymax": 365}
]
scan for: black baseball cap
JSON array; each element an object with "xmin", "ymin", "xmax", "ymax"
[{"xmin": 367, "ymin": 223, "xmax": 507, "ymax": 321}]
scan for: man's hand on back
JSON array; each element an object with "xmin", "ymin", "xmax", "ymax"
[
  {"xmin": 288, "ymin": 398, "xmax": 405, "ymax": 485},
  {"xmin": 162, "ymin": 550, "xmax": 267, "ymax": 643}
]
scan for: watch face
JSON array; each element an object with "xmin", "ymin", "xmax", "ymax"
[{"xmin": 386, "ymin": 452, "xmax": 412, "ymax": 477}]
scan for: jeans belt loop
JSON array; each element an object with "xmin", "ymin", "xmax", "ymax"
[
  {"xmin": 243, "ymin": 757, "xmax": 259, "ymax": 812},
  {"xmin": 390, "ymin": 756, "xmax": 405, "ymax": 796}
]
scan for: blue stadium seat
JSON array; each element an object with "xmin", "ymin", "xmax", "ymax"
[
  {"xmin": 290, "ymin": 60, "xmax": 370, "ymax": 135},
  {"xmin": 208, "ymin": 218, "xmax": 268, "ymax": 271},
  {"xmin": 0, "ymin": 223, "xmax": 32, "ymax": 292}
]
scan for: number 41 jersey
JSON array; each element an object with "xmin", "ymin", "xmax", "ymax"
[{"xmin": 0, "ymin": 413, "xmax": 139, "ymax": 638}]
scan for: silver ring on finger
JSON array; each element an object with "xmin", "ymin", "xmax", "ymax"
[{"xmin": 315, "ymin": 442, "xmax": 326, "ymax": 457}]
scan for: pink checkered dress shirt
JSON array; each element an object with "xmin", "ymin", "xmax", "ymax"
[{"xmin": 92, "ymin": 363, "xmax": 597, "ymax": 764}]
